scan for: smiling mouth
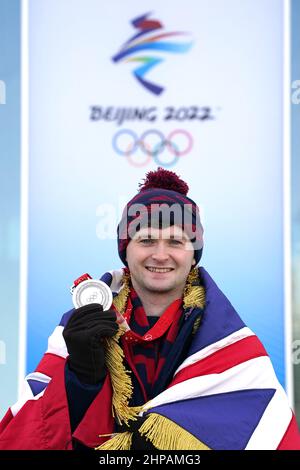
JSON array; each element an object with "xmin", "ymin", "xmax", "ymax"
[{"xmin": 146, "ymin": 267, "xmax": 174, "ymax": 273}]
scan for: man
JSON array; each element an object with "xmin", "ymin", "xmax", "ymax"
[{"xmin": 0, "ymin": 167, "xmax": 299, "ymax": 450}]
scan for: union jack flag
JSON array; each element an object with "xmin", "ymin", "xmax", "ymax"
[
  {"xmin": 138, "ymin": 268, "xmax": 300, "ymax": 449},
  {"xmin": 0, "ymin": 268, "xmax": 299, "ymax": 450}
]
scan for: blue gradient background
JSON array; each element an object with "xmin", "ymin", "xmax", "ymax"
[
  {"xmin": 0, "ymin": 0, "xmax": 20, "ymax": 417},
  {"xmin": 292, "ymin": 0, "xmax": 300, "ymax": 420},
  {"xmin": 26, "ymin": 0, "xmax": 286, "ymax": 391}
]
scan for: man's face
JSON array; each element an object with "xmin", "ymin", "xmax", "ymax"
[{"xmin": 126, "ymin": 226, "xmax": 196, "ymax": 296}]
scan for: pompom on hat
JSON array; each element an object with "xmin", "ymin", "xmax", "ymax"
[{"xmin": 117, "ymin": 167, "xmax": 204, "ymax": 266}]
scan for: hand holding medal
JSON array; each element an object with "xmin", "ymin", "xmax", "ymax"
[
  {"xmin": 62, "ymin": 273, "xmax": 127, "ymax": 384},
  {"xmin": 70, "ymin": 273, "xmax": 129, "ymax": 330}
]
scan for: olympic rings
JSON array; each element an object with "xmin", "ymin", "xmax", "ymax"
[
  {"xmin": 140, "ymin": 129, "xmax": 165, "ymax": 156},
  {"xmin": 127, "ymin": 140, "xmax": 152, "ymax": 168},
  {"xmin": 112, "ymin": 129, "xmax": 138, "ymax": 156},
  {"xmin": 112, "ymin": 129, "xmax": 193, "ymax": 167},
  {"xmin": 167, "ymin": 129, "xmax": 193, "ymax": 156},
  {"xmin": 152, "ymin": 140, "xmax": 180, "ymax": 168}
]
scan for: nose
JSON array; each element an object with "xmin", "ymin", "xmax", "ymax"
[{"xmin": 151, "ymin": 240, "xmax": 170, "ymax": 263}]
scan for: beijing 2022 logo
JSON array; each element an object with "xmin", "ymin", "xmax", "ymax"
[{"xmin": 112, "ymin": 12, "xmax": 193, "ymax": 95}]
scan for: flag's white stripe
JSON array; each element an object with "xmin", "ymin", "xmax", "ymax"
[
  {"xmin": 245, "ymin": 388, "xmax": 292, "ymax": 449},
  {"xmin": 11, "ymin": 380, "xmax": 47, "ymax": 416},
  {"xmin": 175, "ymin": 327, "xmax": 255, "ymax": 375},
  {"xmin": 25, "ymin": 371, "xmax": 51, "ymax": 384},
  {"xmin": 13, "ymin": 323, "xmax": 71, "ymax": 416},
  {"xmin": 109, "ymin": 268, "xmax": 125, "ymax": 293},
  {"xmin": 144, "ymin": 356, "xmax": 292, "ymax": 449},
  {"xmin": 46, "ymin": 325, "xmax": 68, "ymax": 358},
  {"xmin": 144, "ymin": 356, "xmax": 284, "ymax": 411}
]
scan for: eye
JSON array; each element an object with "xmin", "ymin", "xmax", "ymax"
[
  {"xmin": 139, "ymin": 238, "xmax": 155, "ymax": 245},
  {"xmin": 169, "ymin": 239, "xmax": 184, "ymax": 246}
]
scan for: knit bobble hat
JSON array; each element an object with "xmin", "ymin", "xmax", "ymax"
[{"xmin": 117, "ymin": 168, "xmax": 204, "ymax": 266}]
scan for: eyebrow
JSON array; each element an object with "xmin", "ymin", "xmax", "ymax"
[
  {"xmin": 135, "ymin": 232, "xmax": 188, "ymax": 240},
  {"xmin": 169, "ymin": 234, "xmax": 186, "ymax": 239}
]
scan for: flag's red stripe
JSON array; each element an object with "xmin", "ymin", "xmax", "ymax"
[
  {"xmin": 277, "ymin": 414, "xmax": 300, "ymax": 450},
  {"xmin": 0, "ymin": 410, "xmax": 13, "ymax": 435},
  {"xmin": 35, "ymin": 353, "xmax": 65, "ymax": 377},
  {"xmin": 171, "ymin": 335, "xmax": 268, "ymax": 386}
]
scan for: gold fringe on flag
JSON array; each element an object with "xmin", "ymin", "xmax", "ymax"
[
  {"xmin": 102, "ymin": 271, "xmax": 142, "ymax": 425},
  {"xmin": 104, "ymin": 329, "xmax": 143, "ymax": 425},
  {"xmin": 112, "ymin": 271, "xmax": 131, "ymax": 314},
  {"xmin": 95, "ymin": 431, "xmax": 133, "ymax": 450},
  {"xmin": 183, "ymin": 268, "xmax": 205, "ymax": 310},
  {"xmin": 139, "ymin": 413, "xmax": 210, "ymax": 450},
  {"xmin": 192, "ymin": 316, "xmax": 202, "ymax": 336},
  {"xmin": 98, "ymin": 267, "xmax": 206, "ymax": 445}
]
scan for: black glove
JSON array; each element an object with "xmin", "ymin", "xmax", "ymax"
[
  {"xmin": 63, "ymin": 303, "xmax": 118, "ymax": 384},
  {"xmin": 118, "ymin": 417, "xmax": 157, "ymax": 450}
]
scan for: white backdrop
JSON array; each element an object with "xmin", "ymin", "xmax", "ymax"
[{"xmin": 26, "ymin": 0, "xmax": 288, "ymax": 394}]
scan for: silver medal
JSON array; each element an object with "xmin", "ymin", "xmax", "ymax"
[{"xmin": 72, "ymin": 279, "xmax": 113, "ymax": 311}]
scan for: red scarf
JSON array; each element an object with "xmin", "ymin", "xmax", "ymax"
[{"xmin": 121, "ymin": 288, "xmax": 183, "ymax": 401}]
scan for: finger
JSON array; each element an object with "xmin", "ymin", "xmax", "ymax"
[
  {"xmin": 66, "ymin": 317, "xmax": 119, "ymax": 339},
  {"xmin": 66, "ymin": 304, "xmax": 104, "ymax": 327}
]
